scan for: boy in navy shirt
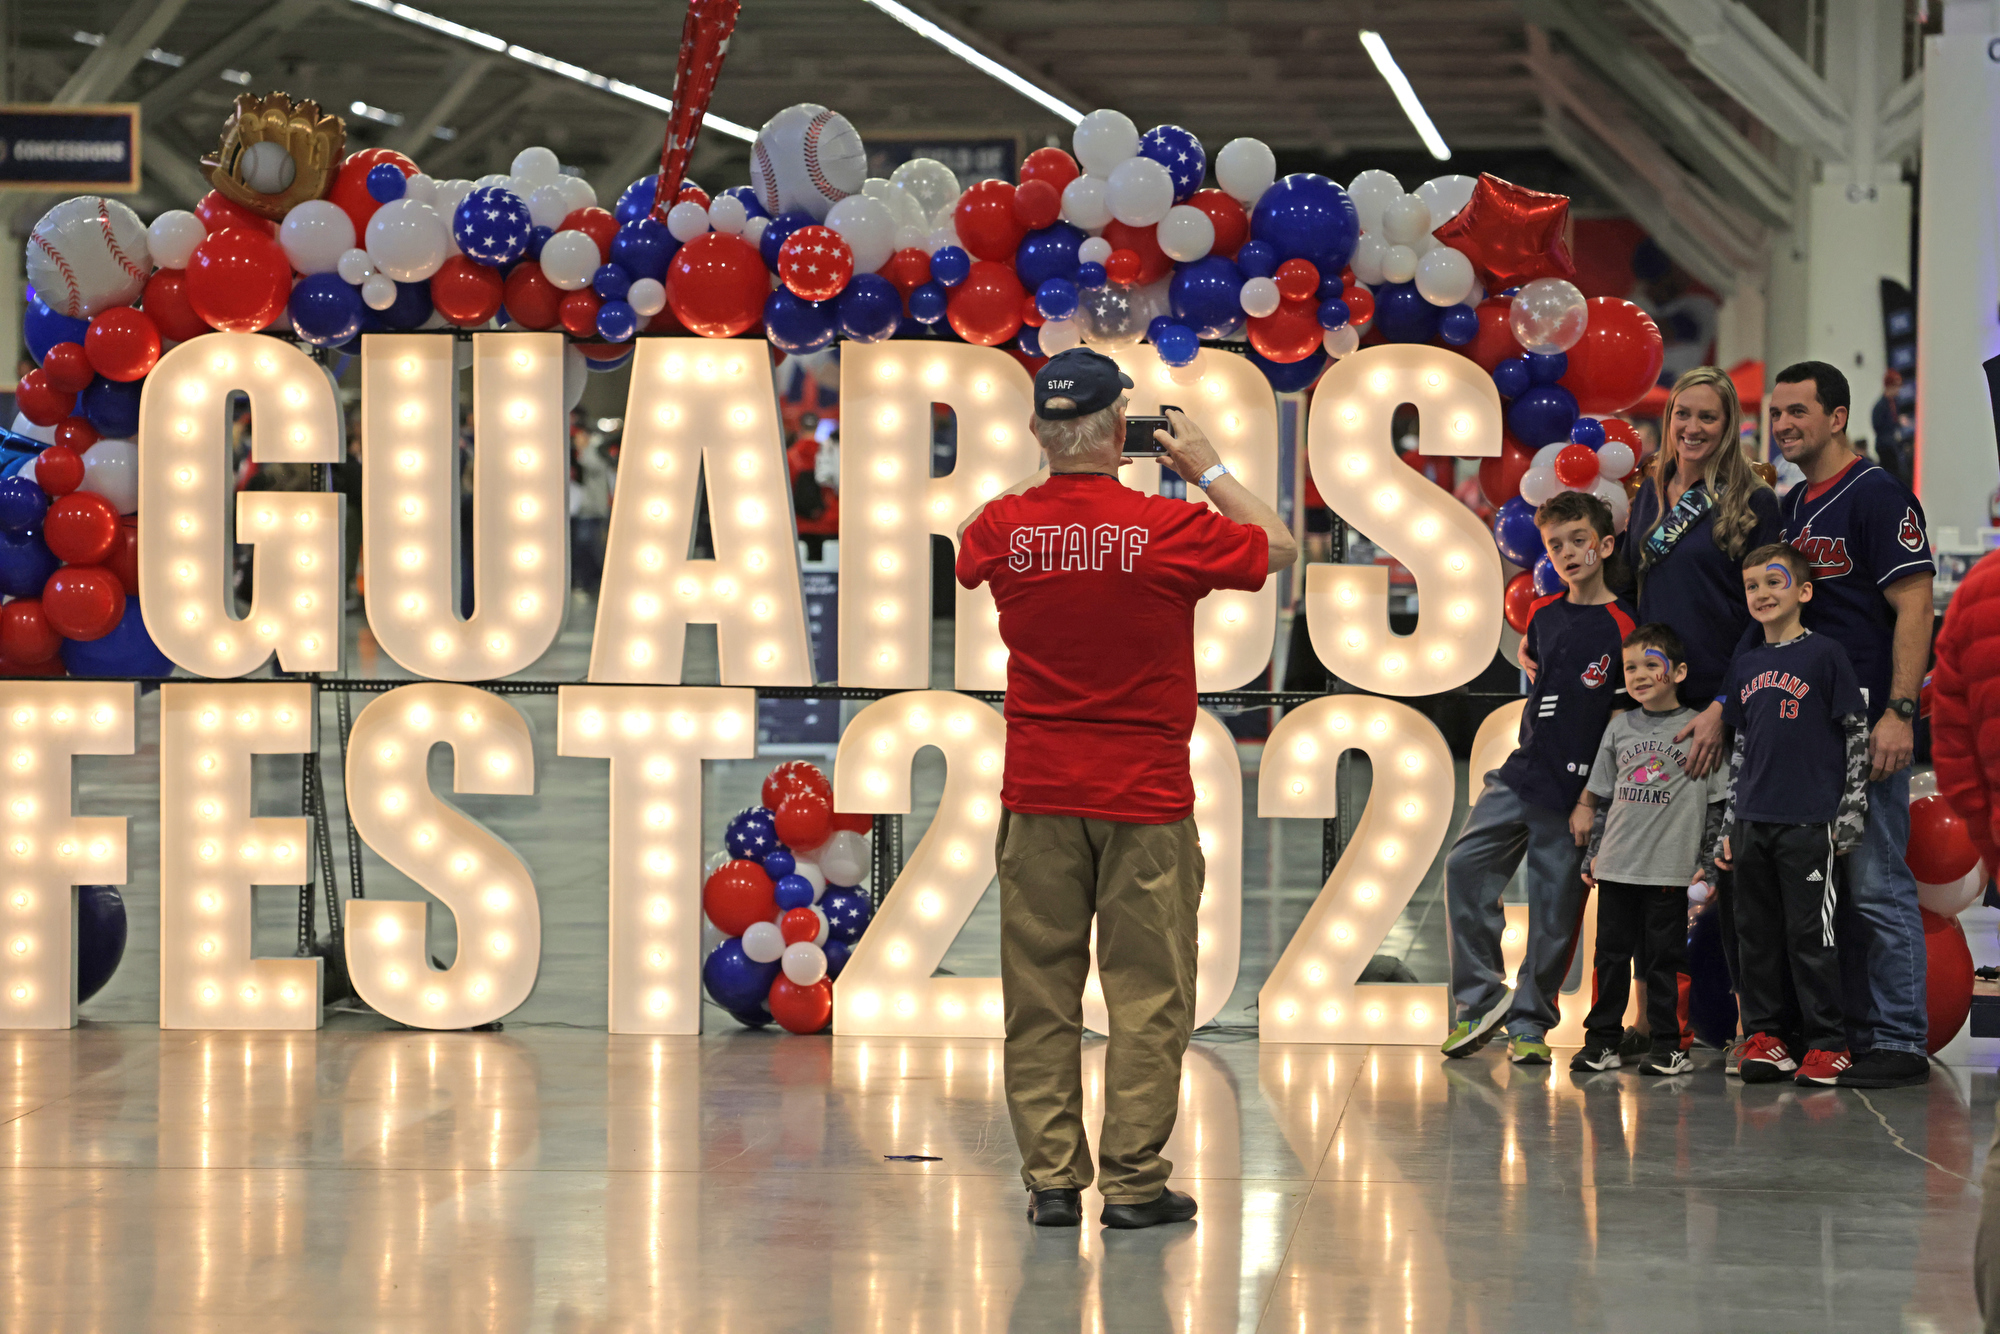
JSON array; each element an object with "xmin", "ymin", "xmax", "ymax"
[
  {"xmin": 1714, "ymin": 543, "xmax": 1869, "ymax": 1085},
  {"xmin": 1443, "ymin": 491, "xmax": 1635, "ymax": 1064}
]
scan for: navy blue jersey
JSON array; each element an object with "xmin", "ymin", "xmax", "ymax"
[
  {"xmin": 1721, "ymin": 631, "xmax": 1866, "ymax": 824},
  {"xmin": 1781, "ymin": 459, "xmax": 1933, "ymax": 721},
  {"xmin": 1622, "ymin": 480, "xmax": 1782, "ymax": 705},
  {"xmin": 1499, "ymin": 594, "xmax": 1637, "ymax": 811}
]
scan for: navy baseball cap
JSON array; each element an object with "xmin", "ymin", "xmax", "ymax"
[{"xmin": 1034, "ymin": 348, "xmax": 1134, "ymax": 420}]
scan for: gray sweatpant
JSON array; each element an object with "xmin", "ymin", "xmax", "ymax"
[{"xmin": 1445, "ymin": 770, "xmax": 1590, "ymax": 1038}]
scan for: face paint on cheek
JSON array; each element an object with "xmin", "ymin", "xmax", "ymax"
[
  {"xmin": 1766, "ymin": 562, "xmax": 1793, "ymax": 589},
  {"xmin": 1582, "ymin": 549, "xmax": 1598, "ymax": 567}
]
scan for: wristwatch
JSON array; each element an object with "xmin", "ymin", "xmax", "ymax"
[
  {"xmin": 1885, "ymin": 697, "xmax": 1918, "ymax": 721},
  {"xmin": 1195, "ymin": 463, "xmax": 1231, "ymax": 491}
]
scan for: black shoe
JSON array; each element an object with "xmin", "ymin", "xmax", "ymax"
[
  {"xmin": 1101, "ymin": 1188, "xmax": 1198, "ymax": 1230},
  {"xmin": 1835, "ymin": 1048, "xmax": 1932, "ymax": 1089},
  {"xmin": 1618, "ymin": 1027, "xmax": 1651, "ymax": 1060},
  {"xmin": 1569, "ymin": 1043, "xmax": 1621, "ymax": 1072},
  {"xmin": 1026, "ymin": 1187, "xmax": 1082, "ymax": 1226}
]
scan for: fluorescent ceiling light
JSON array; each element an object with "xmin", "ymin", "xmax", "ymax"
[
  {"xmin": 1358, "ymin": 30, "xmax": 1450, "ymax": 161},
  {"xmin": 340, "ymin": 0, "xmax": 758, "ymax": 142},
  {"xmin": 858, "ymin": 0, "xmax": 1083, "ymax": 125}
]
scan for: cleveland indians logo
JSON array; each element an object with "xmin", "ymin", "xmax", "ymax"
[
  {"xmin": 1580, "ymin": 654, "xmax": 1611, "ymax": 689},
  {"xmin": 1628, "ymin": 756, "xmax": 1667, "ymax": 785},
  {"xmin": 1898, "ymin": 507, "xmax": 1925, "ymax": 552},
  {"xmin": 1792, "ymin": 521, "xmax": 1854, "ymax": 578}
]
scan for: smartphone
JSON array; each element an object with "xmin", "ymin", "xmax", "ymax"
[{"xmin": 1120, "ymin": 404, "xmax": 1183, "ymax": 458}]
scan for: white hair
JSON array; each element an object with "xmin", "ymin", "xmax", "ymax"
[{"xmin": 1035, "ymin": 393, "xmax": 1127, "ymax": 459}]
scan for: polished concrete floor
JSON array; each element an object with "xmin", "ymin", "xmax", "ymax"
[{"xmin": 5, "ymin": 602, "xmax": 1991, "ymax": 1331}]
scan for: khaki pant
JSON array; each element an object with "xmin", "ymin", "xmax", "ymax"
[{"xmin": 996, "ymin": 809, "xmax": 1203, "ymax": 1204}]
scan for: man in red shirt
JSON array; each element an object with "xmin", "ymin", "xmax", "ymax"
[{"xmin": 956, "ymin": 347, "xmax": 1296, "ymax": 1230}]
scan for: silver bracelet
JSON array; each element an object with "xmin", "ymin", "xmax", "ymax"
[{"xmin": 1195, "ymin": 463, "xmax": 1231, "ymax": 491}]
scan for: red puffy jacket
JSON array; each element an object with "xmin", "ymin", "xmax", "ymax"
[{"xmin": 1931, "ymin": 551, "xmax": 2000, "ymax": 872}]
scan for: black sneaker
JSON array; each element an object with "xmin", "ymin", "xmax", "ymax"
[
  {"xmin": 1835, "ymin": 1048, "xmax": 1931, "ymax": 1089},
  {"xmin": 1026, "ymin": 1188, "xmax": 1081, "ymax": 1226},
  {"xmin": 1618, "ymin": 1027, "xmax": 1651, "ymax": 1060},
  {"xmin": 1101, "ymin": 1188, "xmax": 1198, "ymax": 1229},
  {"xmin": 1569, "ymin": 1043, "xmax": 1622, "ymax": 1072},
  {"xmin": 1639, "ymin": 1048, "xmax": 1691, "ymax": 1076}
]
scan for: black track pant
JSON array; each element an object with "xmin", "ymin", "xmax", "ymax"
[
  {"xmin": 1732, "ymin": 819, "xmax": 1846, "ymax": 1051},
  {"xmin": 1583, "ymin": 880, "xmax": 1688, "ymax": 1052}
]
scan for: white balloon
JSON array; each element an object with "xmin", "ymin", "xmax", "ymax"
[
  {"xmin": 472, "ymin": 173, "xmax": 511, "ymax": 192},
  {"xmin": 878, "ymin": 182, "xmax": 928, "ymax": 232},
  {"xmin": 1060, "ymin": 175, "xmax": 1112, "ymax": 231},
  {"xmin": 627, "ymin": 277, "xmax": 666, "ymax": 319},
  {"xmin": 1380, "ymin": 245, "xmax": 1417, "ymax": 285},
  {"xmin": 1106, "ymin": 156, "xmax": 1174, "ymax": 227},
  {"xmin": 887, "ymin": 158, "xmax": 960, "ymax": 223},
  {"xmin": 9, "ymin": 414, "xmax": 54, "ymax": 446},
  {"xmin": 863, "ymin": 176, "xmax": 893, "ymax": 200},
  {"xmin": 1918, "ymin": 866, "xmax": 1986, "ymax": 916},
  {"xmin": 1597, "ymin": 442, "xmax": 1636, "ymax": 480},
  {"xmin": 510, "ymin": 146, "xmax": 561, "ymax": 187},
  {"xmin": 1345, "ymin": 169, "xmax": 1403, "ymax": 234},
  {"xmin": 781, "ymin": 940, "xmax": 828, "ymax": 986},
  {"xmin": 1509, "ymin": 277, "xmax": 1590, "ymax": 355},
  {"xmin": 1240, "ymin": 276, "xmax": 1281, "ymax": 318},
  {"xmin": 1155, "ymin": 204, "xmax": 1215, "ymax": 263},
  {"xmin": 814, "ymin": 831, "xmax": 867, "ymax": 886},
  {"xmin": 1590, "ymin": 476, "xmax": 1631, "ymax": 531},
  {"xmin": 79, "ymin": 438, "xmax": 138, "ymax": 514},
  {"xmin": 1380, "ymin": 194, "xmax": 1433, "ymax": 247},
  {"xmin": 1910, "ymin": 769, "xmax": 1940, "ymax": 800},
  {"xmin": 825, "ymin": 193, "xmax": 897, "ymax": 274},
  {"xmin": 1039, "ymin": 317, "xmax": 1082, "ymax": 355},
  {"xmin": 892, "ymin": 224, "xmax": 928, "ymax": 252},
  {"xmin": 1077, "ymin": 236, "xmax": 1114, "ymax": 266},
  {"xmin": 147, "ymin": 209, "xmax": 205, "ymax": 270},
  {"xmin": 1323, "ymin": 324, "xmax": 1360, "ymax": 359},
  {"xmin": 539, "ymin": 230, "xmax": 601, "ymax": 290},
  {"xmin": 791, "ymin": 859, "xmax": 827, "ymax": 897},
  {"xmin": 1215, "ymin": 137, "xmax": 1277, "ymax": 204},
  {"xmin": 364, "ymin": 199, "xmax": 448, "ymax": 282},
  {"xmin": 1518, "ymin": 467, "xmax": 1561, "ymax": 506},
  {"xmin": 523, "ymin": 183, "xmax": 570, "ymax": 230},
  {"xmin": 237, "ymin": 140, "xmax": 297, "ymax": 194},
  {"xmin": 278, "ymin": 199, "xmax": 355, "ymax": 275},
  {"xmin": 360, "ymin": 273, "xmax": 397, "ymax": 311},
  {"xmin": 708, "ymin": 193, "xmax": 749, "ymax": 235},
  {"xmin": 402, "ymin": 172, "xmax": 438, "ymax": 206},
  {"xmin": 563, "ymin": 344, "xmax": 587, "ymax": 413},
  {"xmin": 1073, "ymin": 108, "xmax": 1141, "ymax": 176},
  {"xmin": 1532, "ymin": 443, "xmax": 1565, "ymax": 469},
  {"xmin": 1348, "ymin": 233, "xmax": 1387, "ymax": 286},
  {"xmin": 336, "ymin": 247, "xmax": 377, "ymax": 284},
  {"xmin": 743, "ymin": 216, "xmax": 770, "ymax": 247},
  {"xmin": 1414, "ymin": 245, "xmax": 1475, "ymax": 307},
  {"xmin": 551, "ymin": 174, "xmax": 591, "ymax": 213},
  {"xmin": 741, "ymin": 921, "xmax": 786, "ymax": 964},
  {"xmin": 1416, "ymin": 173, "xmax": 1478, "ymax": 226},
  {"xmin": 666, "ymin": 199, "xmax": 711, "ymax": 242},
  {"xmin": 926, "ymin": 221, "xmax": 961, "ymax": 254}
]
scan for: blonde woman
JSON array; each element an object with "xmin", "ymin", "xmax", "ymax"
[{"xmin": 1621, "ymin": 366, "xmax": 1779, "ymax": 776}]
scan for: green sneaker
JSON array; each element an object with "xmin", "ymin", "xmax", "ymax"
[
  {"xmin": 1507, "ymin": 1034, "xmax": 1552, "ymax": 1065},
  {"xmin": 1440, "ymin": 990, "xmax": 1513, "ymax": 1057}
]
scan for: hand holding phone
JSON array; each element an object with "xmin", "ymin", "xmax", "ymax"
[{"xmin": 1121, "ymin": 404, "xmax": 1181, "ymax": 458}]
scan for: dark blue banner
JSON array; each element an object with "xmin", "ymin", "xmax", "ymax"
[{"xmin": 0, "ymin": 105, "xmax": 139, "ymax": 191}]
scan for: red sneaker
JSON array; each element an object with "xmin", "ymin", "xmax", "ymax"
[
  {"xmin": 1795, "ymin": 1048, "xmax": 1852, "ymax": 1086},
  {"xmin": 1738, "ymin": 1032, "xmax": 1797, "ymax": 1084}
]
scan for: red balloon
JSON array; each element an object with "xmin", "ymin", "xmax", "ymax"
[
  {"xmin": 1274, "ymin": 259, "xmax": 1320, "ymax": 303},
  {"xmin": 1924, "ymin": 906, "xmax": 1975, "ymax": 1053},
  {"xmin": 140, "ymin": 269, "xmax": 213, "ymax": 343},
  {"xmin": 52, "ymin": 418, "xmax": 98, "ymax": 454},
  {"xmin": 194, "ymin": 189, "xmax": 275, "ymax": 237},
  {"xmin": 83, "ymin": 307, "xmax": 160, "ymax": 382},
  {"xmin": 946, "ymin": 261, "xmax": 1026, "ymax": 346},
  {"xmin": 559, "ymin": 207, "xmax": 619, "ymax": 261},
  {"xmin": 1600, "ymin": 418, "xmax": 1643, "ymax": 458},
  {"xmin": 1479, "ymin": 436, "xmax": 1536, "ymax": 507},
  {"xmin": 186, "ymin": 228, "xmax": 290, "ymax": 333},
  {"xmin": 830, "ymin": 811, "xmax": 874, "ymax": 835},
  {"xmin": 1342, "ymin": 284, "xmax": 1375, "ymax": 326},
  {"xmin": 43, "ymin": 492, "xmax": 120, "ymax": 565},
  {"xmin": 429, "ymin": 255, "xmax": 504, "ymax": 327},
  {"xmin": 777, "ymin": 225, "xmax": 854, "ymax": 302},
  {"xmin": 676, "ymin": 182, "xmax": 711, "ymax": 210},
  {"xmin": 879, "ymin": 247, "xmax": 932, "ymax": 297},
  {"xmin": 501, "ymin": 261, "xmax": 562, "ymax": 331},
  {"xmin": 1013, "ymin": 178, "xmax": 1061, "ymax": 230},
  {"xmin": 0, "ymin": 600, "xmax": 61, "ymax": 664},
  {"xmin": 327, "ymin": 148, "xmax": 418, "ymax": 237},
  {"xmin": 1503, "ymin": 570, "xmax": 1538, "ymax": 633},
  {"xmin": 40, "ymin": 566, "xmax": 124, "ymax": 642},
  {"xmin": 1247, "ymin": 298, "xmax": 1322, "ymax": 364},
  {"xmin": 16, "ymin": 369, "xmax": 74, "ymax": 427},
  {"xmin": 1908, "ymin": 795, "xmax": 1982, "ymax": 885},
  {"xmin": 0, "ymin": 655, "xmax": 65, "ymax": 679},
  {"xmin": 33, "ymin": 445, "xmax": 84, "ymax": 498},
  {"xmin": 762, "ymin": 760, "xmax": 831, "ymax": 810},
  {"xmin": 1019, "ymin": 146, "xmax": 1080, "ymax": 193},
  {"xmin": 40, "ymin": 342, "xmax": 93, "ymax": 394},
  {"xmin": 106, "ymin": 519, "xmax": 138, "ymax": 596},
  {"xmin": 1100, "ymin": 219, "xmax": 1172, "ymax": 285},
  {"xmin": 665, "ymin": 232, "xmax": 769, "ymax": 339},
  {"xmin": 1020, "ymin": 295, "xmax": 1046, "ymax": 329},
  {"xmin": 767, "ymin": 975, "xmax": 832, "ymax": 1034},
  {"xmin": 953, "ymin": 179, "xmax": 1026, "ymax": 263},
  {"xmin": 1559, "ymin": 298, "xmax": 1666, "ymax": 415},
  {"xmin": 1104, "ymin": 249, "xmax": 1141, "ymax": 285},
  {"xmin": 702, "ymin": 860, "xmax": 777, "ymax": 937},
  {"xmin": 779, "ymin": 907, "xmax": 821, "ymax": 946},
  {"xmin": 1553, "ymin": 444, "xmax": 1600, "ymax": 489},
  {"xmin": 1430, "ymin": 172, "xmax": 1575, "ymax": 291},
  {"xmin": 558, "ymin": 289, "xmax": 603, "ymax": 339},
  {"xmin": 1186, "ymin": 189, "xmax": 1249, "ymax": 259},
  {"xmin": 1462, "ymin": 297, "xmax": 1523, "ymax": 373},
  {"xmin": 774, "ymin": 790, "xmax": 834, "ymax": 850}
]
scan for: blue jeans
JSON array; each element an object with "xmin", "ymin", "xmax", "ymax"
[{"xmin": 1837, "ymin": 768, "xmax": 1927, "ymax": 1054}]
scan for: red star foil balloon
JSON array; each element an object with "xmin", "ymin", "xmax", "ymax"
[
  {"xmin": 777, "ymin": 226, "xmax": 855, "ymax": 302},
  {"xmin": 651, "ymin": 0, "xmax": 742, "ymax": 223},
  {"xmin": 1430, "ymin": 173, "xmax": 1576, "ymax": 292}
]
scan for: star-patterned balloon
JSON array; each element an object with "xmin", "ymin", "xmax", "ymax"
[
  {"xmin": 776, "ymin": 224, "xmax": 855, "ymax": 302},
  {"xmin": 820, "ymin": 887, "xmax": 872, "ymax": 943},
  {"xmin": 1139, "ymin": 125, "xmax": 1207, "ymax": 204},
  {"xmin": 1429, "ymin": 172, "xmax": 1575, "ymax": 292},
  {"xmin": 452, "ymin": 186, "xmax": 533, "ymax": 268},
  {"xmin": 724, "ymin": 807, "xmax": 779, "ymax": 860}
]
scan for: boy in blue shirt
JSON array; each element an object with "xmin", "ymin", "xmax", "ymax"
[
  {"xmin": 1714, "ymin": 542, "xmax": 1870, "ymax": 1086},
  {"xmin": 1443, "ymin": 491, "xmax": 1636, "ymax": 1064}
]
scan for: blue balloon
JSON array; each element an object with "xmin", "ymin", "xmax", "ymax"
[
  {"xmin": 1234, "ymin": 240, "xmax": 1277, "ymax": 279},
  {"xmin": 23, "ymin": 298, "xmax": 88, "ymax": 364},
  {"xmin": 452, "ymin": 187, "xmax": 531, "ymax": 266},
  {"xmin": 1074, "ymin": 261, "xmax": 1107, "ymax": 290},
  {"xmin": 583, "ymin": 347, "xmax": 633, "ymax": 374},
  {"xmin": 74, "ymin": 883, "xmax": 126, "ymax": 1003},
  {"xmin": 908, "ymin": 281, "xmax": 948, "ymax": 324},
  {"xmin": 773, "ymin": 874, "xmax": 816, "ymax": 911},
  {"xmin": 377, "ymin": 279, "xmax": 433, "ymax": 331},
  {"xmin": 1491, "ymin": 497, "xmax": 1546, "ymax": 567},
  {"xmin": 1570, "ymin": 416, "xmax": 1607, "ymax": 448},
  {"xmin": 593, "ymin": 262, "xmax": 632, "ymax": 301},
  {"xmin": 1532, "ymin": 552, "xmax": 1563, "ymax": 597},
  {"xmin": 1508, "ymin": 384, "xmax": 1581, "ymax": 448},
  {"xmin": 702, "ymin": 939, "xmax": 779, "ymax": 1013},
  {"xmin": 1170, "ymin": 256, "xmax": 1246, "ymax": 339},
  {"xmin": 526, "ymin": 224, "xmax": 553, "ymax": 259},
  {"xmin": 60, "ymin": 600, "xmax": 172, "ymax": 677},
  {"xmin": 366, "ymin": 162, "xmax": 407, "ymax": 203},
  {"xmin": 930, "ymin": 246, "xmax": 971, "ymax": 288},
  {"xmin": 1017, "ymin": 324, "xmax": 1043, "ymax": 358},
  {"xmin": 721, "ymin": 185, "xmax": 769, "ymax": 221},
  {"xmin": 1437, "ymin": 303, "xmax": 1480, "ymax": 346},
  {"xmin": 1250, "ymin": 173, "xmax": 1359, "ymax": 273},
  {"xmin": 614, "ymin": 175, "xmax": 659, "ymax": 225},
  {"xmin": 759, "ymin": 211, "xmax": 815, "ymax": 270},
  {"xmin": 727, "ymin": 1005, "xmax": 773, "ymax": 1028},
  {"xmin": 609, "ymin": 217, "xmax": 677, "ymax": 284},
  {"xmin": 1036, "ymin": 277, "xmax": 1079, "ymax": 321},
  {"xmin": 1372, "ymin": 282, "xmax": 1440, "ymax": 344},
  {"xmin": 1247, "ymin": 345, "xmax": 1328, "ymax": 393},
  {"xmin": 1138, "ymin": 124, "xmax": 1207, "ymax": 202},
  {"xmin": 0, "ymin": 528, "xmax": 57, "ymax": 597},
  {"xmin": 288, "ymin": 273, "xmax": 364, "ymax": 347},
  {"xmin": 763, "ymin": 290, "xmax": 836, "ymax": 354},
  {"xmin": 1155, "ymin": 323, "xmax": 1199, "ymax": 367},
  {"xmin": 835, "ymin": 273, "xmax": 902, "ymax": 344},
  {"xmin": 1145, "ymin": 316, "xmax": 1178, "ymax": 344},
  {"xmin": 1014, "ymin": 223, "xmax": 1085, "ymax": 288},
  {"xmin": 1316, "ymin": 297, "xmax": 1351, "ymax": 331},
  {"xmin": 823, "ymin": 938, "xmax": 853, "ymax": 979},
  {"xmin": 595, "ymin": 300, "xmax": 638, "ymax": 342},
  {"xmin": 1317, "ymin": 272, "xmax": 1346, "ymax": 301},
  {"xmin": 763, "ymin": 848, "xmax": 796, "ymax": 880},
  {"xmin": 1526, "ymin": 351, "xmax": 1568, "ymax": 385},
  {"xmin": 820, "ymin": 887, "xmax": 873, "ymax": 943},
  {"xmin": 0, "ymin": 476, "xmax": 47, "ymax": 535},
  {"xmin": 725, "ymin": 810, "xmax": 778, "ymax": 859},
  {"xmin": 1492, "ymin": 357, "xmax": 1531, "ymax": 400}
]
